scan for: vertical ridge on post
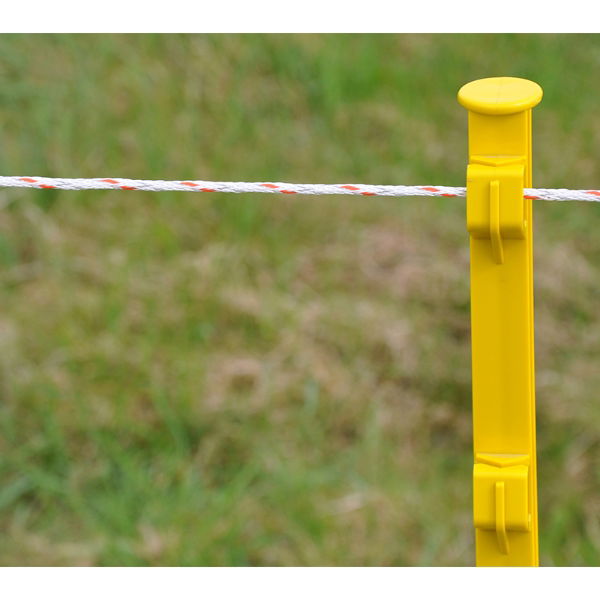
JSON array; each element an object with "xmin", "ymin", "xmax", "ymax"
[{"xmin": 458, "ymin": 77, "xmax": 543, "ymax": 566}]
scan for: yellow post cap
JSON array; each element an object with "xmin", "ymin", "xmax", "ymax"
[{"xmin": 458, "ymin": 77, "xmax": 543, "ymax": 115}]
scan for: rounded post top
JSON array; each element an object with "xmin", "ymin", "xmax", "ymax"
[{"xmin": 458, "ymin": 77, "xmax": 543, "ymax": 115}]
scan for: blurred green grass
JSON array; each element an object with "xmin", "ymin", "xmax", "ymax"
[{"xmin": 1, "ymin": 33, "xmax": 600, "ymax": 565}]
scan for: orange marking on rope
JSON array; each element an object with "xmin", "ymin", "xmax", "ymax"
[
  {"xmin": 19, "ymin": 177, "xmax": 38, "ymax": 183},
  {"xmin": 340, "ymin": 185, "xmax": 360, "ymax": 191},
  {"xmin": 40, "ymin": 184, "xmax": 55, "ymax": 189},
  {"xmin": 281, "ymin": 190, "xmax": 297, "ymax": 194},
  {"xmin": 361, "ymin": 192, "xmax": 376, "ymax": 196},
  {"xmin": 261, "ymin": 183, "xmax": 279, "ymax": 189},
  {"xmin": 120, "ymin": 186, "xmax": 136, "ymax": 190},
  {"xmin": 101, "ymin": 179, "xmax": 119, "ymax": 184},
  {"xmin": 181, "ymin": 181, "xmax": 199, "ymax": 187},
  {"xmin": 524, "ymin": 195, "xmax": 539, "ymax": 199},
  {"xmin": 586, "ymin": 190, "xmax": 600, "ymax": 196},
  {"xmin": 200, "ymin": 188, "xmax": 216, "ymax": 192},
  {"xmin": 421, "ymin": 187, "xmax": 440, "ymax": 192},
  {"xmin": 441, "ymin": 193, "xmax": 457, "ymax": 197}
]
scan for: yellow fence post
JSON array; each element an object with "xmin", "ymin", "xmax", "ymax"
[{"xmin": 458, "ymin": 77, "xmax": 543, "ymax": 566}]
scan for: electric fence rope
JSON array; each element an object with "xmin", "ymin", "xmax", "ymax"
[{"xmin": 0, "ymin": 176, "xmax": 599, "ymax": 202}]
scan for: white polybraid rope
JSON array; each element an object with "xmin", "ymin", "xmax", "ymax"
[{"xmin": 0, "ymin": 176, "xmax": 600, "ymax": 202}]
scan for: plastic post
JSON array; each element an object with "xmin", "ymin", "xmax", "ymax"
[{"xmin": 458, "ymin": 77, "xmax": 543, "ymax": 566}]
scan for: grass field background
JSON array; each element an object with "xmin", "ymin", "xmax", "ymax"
[{"xmin": 1, "ymin": 33, "xmax": 600, "ymax": 566}]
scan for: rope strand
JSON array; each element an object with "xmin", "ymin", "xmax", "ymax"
[{"xmin": 0, "ymin": 176, "xmax": 599, "ymax": 202}]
